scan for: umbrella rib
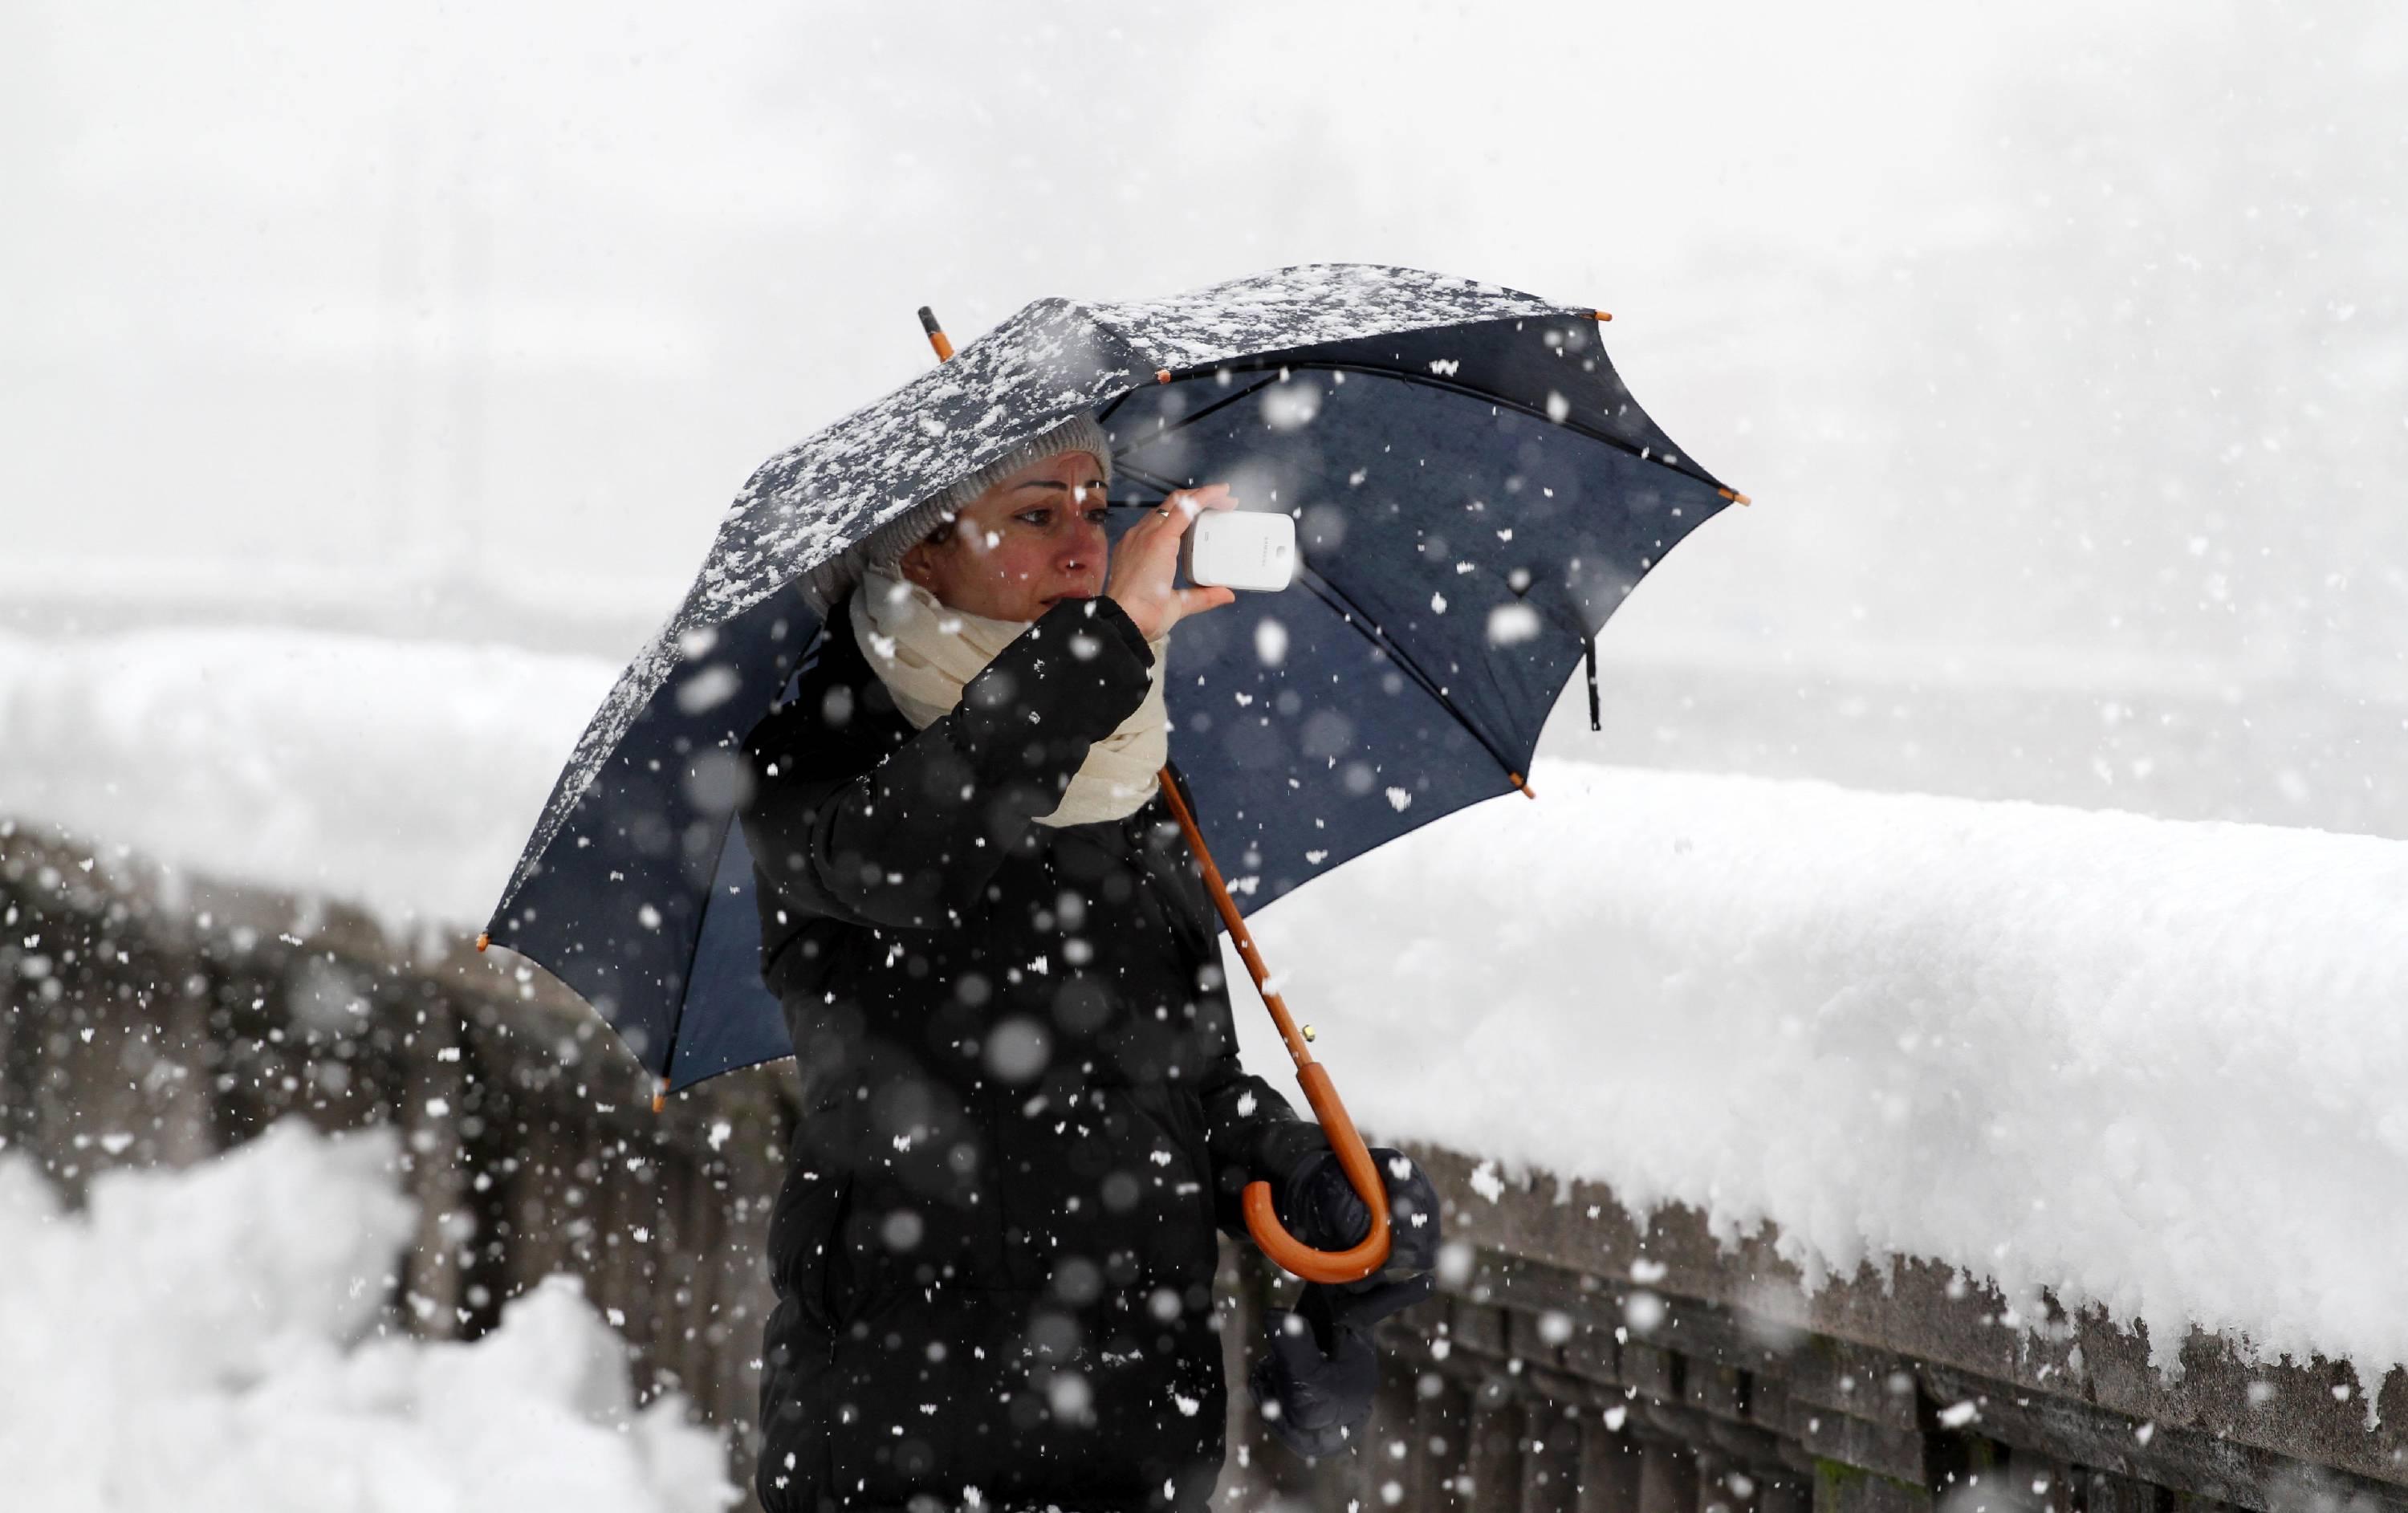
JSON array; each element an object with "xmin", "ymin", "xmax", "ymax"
[
  {"xmin": 653, "ymin": 808, "xmax": 741, "ymax": 1098},
  {"xmin": 1104, "ymin": 373, "xmax": 1284, "ymax": 482},
  {"xmin": 1287, "ymin": 559, "xmax": 1532, "ymax": 787},
  {"xmin": 1180, "ymin": 356, "xmax": 1724, "ymax": 494},
  {"xmin": 1112, "ymin": 343, "xmax": 1723, "ymax": 494}
]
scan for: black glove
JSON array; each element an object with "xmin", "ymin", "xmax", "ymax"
[
  {"xmin": 1275, "ymin": 1145, "xmax": 1443, "ymax": 1287},
  {"xmin": 1247, "ymin": 1274, "xmax": 1437, "ymax": 1458}
]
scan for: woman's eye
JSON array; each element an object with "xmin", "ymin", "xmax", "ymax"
[{"xmin": 1016, "ymin": 510, "xmax": 1050, "ymax": 526}]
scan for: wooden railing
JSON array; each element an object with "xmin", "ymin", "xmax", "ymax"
[{"xmin": 6, "ymin": 820, "xmax": 2403, "ymax": 1513}]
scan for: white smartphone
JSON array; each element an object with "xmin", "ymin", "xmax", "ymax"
[{"xmin": 1180, "ymin": 510, "xmax": 1298, "ymax": 592}]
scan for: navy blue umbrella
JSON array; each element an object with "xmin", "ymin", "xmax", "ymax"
[{"xmin": 481, "ymin": 263, "xmax": 1744, "ymax": 1107}]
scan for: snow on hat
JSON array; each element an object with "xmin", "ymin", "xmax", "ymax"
[{"xmin": 798, "ymin": 412, "xmax": 1115, "ymax": 618}]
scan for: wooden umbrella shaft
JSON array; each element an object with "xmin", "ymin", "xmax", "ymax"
[{"xmin": 1154, "ymin": 765, "xmax": 1314, "ymax": 1071}]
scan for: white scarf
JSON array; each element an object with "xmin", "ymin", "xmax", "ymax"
[{"xmin": 848, "ymin": 562, "xmax": 1171, "ymax": 827}]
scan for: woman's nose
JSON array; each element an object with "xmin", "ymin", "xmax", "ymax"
[{"xmin": 1060, "ymin": 515, "xmax": 1107, "ymax": 567}]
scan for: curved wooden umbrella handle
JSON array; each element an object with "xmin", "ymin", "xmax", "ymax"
[
  {"xmin": 1153, "ymin": 765, "xmax": 1393, "ymax": 1284},
  {"xmin": 1243, "ymin": 1062, "xmax": 1393, "ymax": 1284}
]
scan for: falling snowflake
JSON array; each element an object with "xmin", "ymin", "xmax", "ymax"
[
  {"xmin": 1624, "ymin": 1291, "xmax": 1666, "ymax": 1334},
  {"xmin": 1261, "ymin": 381, "xmax": 1322, "ymax": 432},
  {"xmin": 1255, "ymin": 618, "xmax": 1289, "ymax": 668},
  {"xmin": 673, "ymin": 664, "xmax": 741, "ymax": 715},
  {"xmin": 1468, "ymin": 1159, "xmax": 1503, "ymax": 1202},
  {"xmin": 1487, "ymin": 603, "xmax": 1541, "ymax": 645}
]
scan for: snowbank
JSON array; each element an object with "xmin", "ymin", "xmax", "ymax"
[
  {"xmin": 0, "ymin": 1119, "xmax": 736, "ymax": 1512},
  {"xmin": 6, "ymin": 624, "xmax": 2407, "ymax": 1395},
  {"xmin": 1226, "ymin": 762, "xmax": 2408, "ymax": 1393}
]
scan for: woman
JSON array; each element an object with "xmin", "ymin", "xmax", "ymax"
[{"xmin": 738, "ymin": 413, "xmax": 1437, "ymax": 1513}]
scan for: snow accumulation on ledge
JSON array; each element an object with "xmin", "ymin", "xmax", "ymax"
[
  {"xmin": 5, "ymin": 626, "xmax": 2406, "ymax": 1412},
  {"xmin": 1232, "ymin": 760, "xmax": 2408, "ymax": 1415}
]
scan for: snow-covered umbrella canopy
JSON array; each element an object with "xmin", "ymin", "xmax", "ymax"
[{"xmin": 484, "ymin": 262, "xmax": 1741, "ymax": 1097}]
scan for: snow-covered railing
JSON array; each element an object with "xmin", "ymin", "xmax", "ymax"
[
  {"xmin": 7, "ymin": 791, "xmax": 2406, "ymax": 1511},
  {"xmin": 1249, "ymin": 1139, "xmax": 2408, "ymax": 1513},
  {"xmin": 1225, "ymin": 763, "xmax": 2408, "ymax": 1396}
]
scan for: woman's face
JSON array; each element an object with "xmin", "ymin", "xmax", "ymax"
[{"xmin": 897, "ymin": 448, "xmax": 1112, "ymax": 622}]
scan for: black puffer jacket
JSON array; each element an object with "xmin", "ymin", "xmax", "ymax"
[{"xmin": 738, "ymin": 592, "xmax": 1326, "ymax": 1513}]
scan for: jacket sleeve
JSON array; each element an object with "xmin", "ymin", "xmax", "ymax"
[{"xmin": 740, "ymin": 595, "xmax": 1156, "ymax": 933}]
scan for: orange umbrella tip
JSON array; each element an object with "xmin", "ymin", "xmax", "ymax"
[
  {"xmin": 652, "ymin": 1078, "xmax": 669, "ymax": 1115},
  {"xmin": 1155, "ymin": 368, "xmax": 1173, "ymax": 384},
  {"xmin": 1593, "ymin": 310, "xmax": 1613, "ymax": 322},
  {"xmin": 474, "ymin": 931, "xmax": 490, "ymax": 953},
  {"xmin": 1719, "ymin": 486, "xmax": 1753, "ymax": 506},
  {"xmin": 918, "ymin": 305, "xmax": 955, "ymax": 362},
  {"xmin": 1510, "ymin": 771, "xmax": 1538, "ymax": 799}
]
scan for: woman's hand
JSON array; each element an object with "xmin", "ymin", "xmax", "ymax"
[
  {"xmin": 1104, "ymin": 485, "xmax": 1239, "ymax": 641},
  {"xmin": 1277, "ymin": 1145, "xmax": 1442, "ymax": 1287}
]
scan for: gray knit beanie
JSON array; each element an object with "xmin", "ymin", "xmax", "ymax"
[{"xmin": 798, "ymin": 412, "xmax": 1115, "ymax": 618}]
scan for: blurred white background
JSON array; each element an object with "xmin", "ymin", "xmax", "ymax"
[{"xmin": 6, "ymin": 0, "xmax": 2403, "ymax": 833}]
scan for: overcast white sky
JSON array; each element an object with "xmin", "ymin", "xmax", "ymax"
[{"xmin": 5, "ymin": 1, "xmax": 2402, "ymax": 689}]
